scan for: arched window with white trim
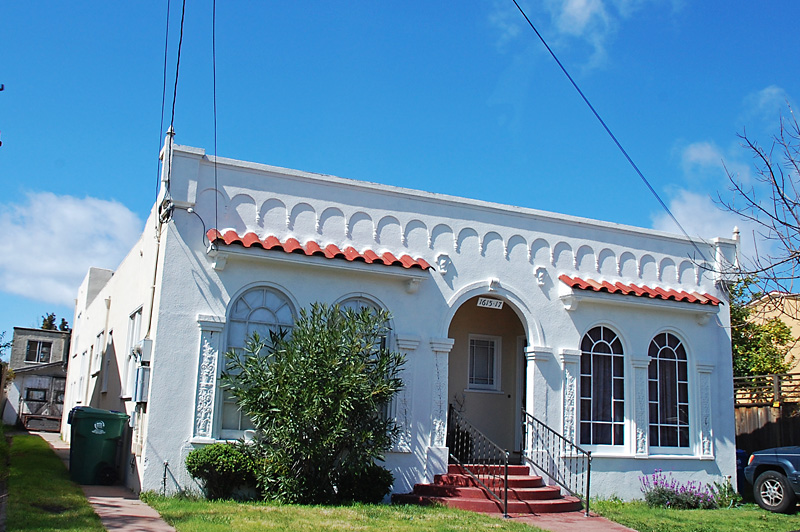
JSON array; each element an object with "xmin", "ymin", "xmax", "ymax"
[
  {"xmin": 580, "ymin": 325, "xmax": 624, "ymax": 446},
  {"xmin": 223, "ymin": 286, "xmax": 295, "ymax": 438},
  {"xmin": 338, "ymin": 296, "xmax": 394, "ymax": 420},
  {"xmin": 648, "ymin": 332, "xmax": 689, "ymax": 448}
]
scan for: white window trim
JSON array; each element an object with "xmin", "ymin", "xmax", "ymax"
[
  {"xmin": 467, "ymin": 334, "xmax": 502, "ymax": 392},
  {"xmin": 577, "ymin": 326, "xmax": 628, "ymax": 454},
  {"xmin": 219, "ymin": 285, "xmax": 295, "ymax": 440},
  {"xmin": 646, "ymin": 333, "xmax": 697, "ymax": 458}
]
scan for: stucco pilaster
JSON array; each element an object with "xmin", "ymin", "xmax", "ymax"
[
  {"xmin": 525, "ymin": 346, "xmax": 553, "ymax": 422},
  {"xmin": 559, "ymin": 349, "xmax": 581, "ymax": 443},
  {"xmin": 429, "ymin": 338, "xmax": 454, "ymax": 448},
  {"xmin": 392, "ymin": 334, "xmax": 420, "ymax": 453},
  {"xmin": 631, "ymin": 358, "xmax": 650, "ymax": 457},
  {"xmin": 192, "ymin": 315, "xmax": 225, "ymax": 442},
  {"xmin": 696, "ymin": 363, "xmax": 715, "ymax": 459}
]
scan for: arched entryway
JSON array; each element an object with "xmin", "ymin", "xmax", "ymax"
[{"xmin": 447, "ymin": 295, "xmax": 526, "ymax": 458}]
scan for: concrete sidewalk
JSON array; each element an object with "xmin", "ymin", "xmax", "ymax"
[{"xmin": 35, "ymin": 431, "xmax": 176, "ymax": 532}]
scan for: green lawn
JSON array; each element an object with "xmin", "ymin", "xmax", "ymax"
[
  {"xmin": 593, "ymin": 498, "xmax": 800, "ymax": 532},
  {"xmin": 6, "ymin": 431, "xmax": 104, "ymax": 531},
  {"xmin": 12, "ymin": 430, "xmax": 800, "ymax": 532},
  {"xmin": 142, "ymin": 494, "xmax": 545, "ymax": 532}
]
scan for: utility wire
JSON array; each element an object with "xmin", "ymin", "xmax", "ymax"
[
  {"xmin": 155, "ymin": 0, "xmax": 171, "ymax": 203},
  {"xmin": 169, "ymin": 0, "xmax": 187, "ymax": 131},
  {"xmin": 511, "ymin": 0, "xmax": 708, "ymax": 262},
  {"xmin": 164, "ymin": 0, "xmax": 187, "ymax": 199},
  {"xmin": 212, "ymin": 0, "xmax": 219, "ymax": 236}
]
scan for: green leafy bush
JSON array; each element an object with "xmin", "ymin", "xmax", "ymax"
[
  {"xmin": 220, "ymin": 303, "xmax": 404, "ymax": 504},
  {"xmin": 185, "ymin": 442, "xmax": 258, "ymax": 500}
]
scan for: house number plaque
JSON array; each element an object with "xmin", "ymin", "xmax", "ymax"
[{"xmin": 477, "ymin": 297, "xmax": 503, "ymax": 309}]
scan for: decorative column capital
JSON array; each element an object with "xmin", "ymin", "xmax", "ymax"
[
  {"xmin": 695, "ymin": 363, "xmax": 715, "ymax": 374},
  {"xmin": 525, "ymin": 346, "xmax": 553, "ymax": 362},
  {"xmin": 631, "ymin": 358, "xmax": 650, "ymax": 369},
  {"xmin": 430, "ymin": 338, "xmax": 455, "ymax": 355},
  {"xmin": 559, "ymin": 348, "xmax": 581, "ymax": 366},
  {"xmin": 197, "ymin": 314, "xmax": 225, "ymax": 333},
  {"xmin": 395, "ymin": 334, "xmax": 421, "ymax": 352}
]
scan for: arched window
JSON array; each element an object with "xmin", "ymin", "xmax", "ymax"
[
  {"xmin": 338, "ymin": 296, "xmax": 395, "ymax": 420},
  {"xmin": 648, "ymin": 332, "xmax": 689, "ymax": 448},
  {"xmin": 580, "ymin": 326, "xmax": 624, "ymax": 446},
  {"xmin": 223, "ymin": 286, "xmax": 295, "ymax": 437},
  {"xmin": 338, "ymin": 296, "xmax": 390, "ymax": 349}
]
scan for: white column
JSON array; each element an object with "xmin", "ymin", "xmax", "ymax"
[
  {"xmin": 393, "ymin": 334, "xmax": 420, "ymax": 453},
  {"xmin": 192, "ymin": 314, "xmax": 225, "ymax": 443},
  {"xmin": 696, "ymin": 363, "xmax": 715, "ymax": 459},
  {"xmin": 425, "ymin": 338, "xmax": 454, "ymax": 481},
  {"xmin": 631, "ymin": 358, "xmax": 650, "ymax": 458},
  {"xmin": 524, "ymin": 346, "xmax": 553, "ymax": 420},
  {"xmin": 429, "ymin": 338, "xmax": 454, "ymax": 448},
  {"xmin": 559, "ymin": 349, "xmax": 581, "ymax": 443}
]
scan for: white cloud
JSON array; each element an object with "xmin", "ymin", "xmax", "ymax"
[
  {"xmin": 0, "ymin": 192, "xmax": 143, "ymax": 306},
  {"xmin": 678, "ymin": 140, "xmax": 754, "ymax": 186},
  {"xmin": 490, "ymin": 0, "xmax": 675, "ymax": 66},
  {"xmin": 743, "ymin": 85, "xmax": 793, "ymax": 126},
  {"xmin": 651, "ymin": 189, "xmax": 769, "ymax": 264},
  {"xmin": 488, "ymin": 1, "xmax": 524, "ymax": 49}
]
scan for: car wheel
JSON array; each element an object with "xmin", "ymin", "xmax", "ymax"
[{"xmin": 754, "ymin": 470, "xmax": 797, "ymax": 513}]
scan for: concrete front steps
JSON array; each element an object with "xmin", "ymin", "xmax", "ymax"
[{"xmin": 392, "ymin": 464, "xmax": 582, "ymax": 515}]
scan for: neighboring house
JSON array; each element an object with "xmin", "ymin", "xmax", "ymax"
[
  {"xmin": 748, "ymin": 292, "xmax": 800, "ymax": 372},
  {"xmin": 62, "ymin": 137, "xmax": 739, "ymax": 499},
  {"xmin": 3, "ymin": 327, "xmax": 69, "ymax": 431}
]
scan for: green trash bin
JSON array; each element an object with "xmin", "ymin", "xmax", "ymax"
[{"xmin": 68, "ymin": 406, "xmax": 129, "ymax": 485}]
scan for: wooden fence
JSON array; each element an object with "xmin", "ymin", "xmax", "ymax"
[{"xmin": 734, "ymin": 373, "xmax": 800, "ymax": 454}]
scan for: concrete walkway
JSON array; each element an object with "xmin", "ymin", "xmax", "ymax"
[
  {"xmin": 35, "ymin": 431, "xmax": 176, "ymax": 532},
  {"xmin": 504, "ymin": 511, "xmax": 637, "ymax": 532},
  {"xmin": 35, "ymin": 431, "xmax": 632, "ymax": 532}
]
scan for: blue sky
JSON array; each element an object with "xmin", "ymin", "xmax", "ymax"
[{"xmin": 0, "ymin": 1, "xmax": 798, "ymax": 349}]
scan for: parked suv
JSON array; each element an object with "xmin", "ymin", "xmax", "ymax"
[{"xmin": 744, "ymin": 446, "xmax": 800, "ymax": 513}]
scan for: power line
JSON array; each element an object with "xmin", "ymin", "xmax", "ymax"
[
  {"xmin": 169, "ymin": 0, "xmax": 187, "ymax": 132},
  {"xmin": 212, "ymin": 0, "xmax": 219, "ymax": 236},
  {"xmin": 161, "ymin": 0, "xmax": 187, "ymax": 201},
  {"xmin": 155, "ymin": 0, "xmax": 171, "ymax": 203},
  {"xmin": 510, "ymin": 0, "xmax": 708, "ymax": 262}
]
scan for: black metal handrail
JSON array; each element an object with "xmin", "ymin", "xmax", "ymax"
[
  {"xmin": 521, "ymin": 410, "xmax": 592, "ymax": 516},
  {"xmin": 446, "ymin": 405, "xmax": 509, "ymax": 517}
]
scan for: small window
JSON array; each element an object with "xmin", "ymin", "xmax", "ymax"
[
  {"xmin": 26, "ymin": 388, "xmax": 47, "ymax": 402},
  {"xmin": 468, "ymin": 335, "xmax": 501, "ymax": 391},
  {"xmin": 92, "ymin": 332, "xmax": 104, "ymax": 375},
  {"xmin": 25, "ymin": 341, "xmax": 52, "ymax": 363},
  {"xmin": 124, "ymin": 309, "xmax": 143, "ymax": 398}
]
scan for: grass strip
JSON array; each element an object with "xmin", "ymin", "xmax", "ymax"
[
  {"xmin": 143, "ymin": 494, "xmax": 546, "ymax": 532},
  {"xmin": 7, "ymin": 432, "xmax": 103, "ymax": 531},
  {"xmin": 594, "ymin": 499, "xmax": 800, "ymax": 532}
]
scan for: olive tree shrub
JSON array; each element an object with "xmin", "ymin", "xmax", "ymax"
[{"xmin": 220, "ymin": 303, "xmax": 404, "ymax": 504}]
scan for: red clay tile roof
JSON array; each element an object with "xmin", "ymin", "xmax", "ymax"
[
  {"xmin": 207, "ymin": 229, "xmax": 432, "ymax": 271},
  {"xmin": 558, "ymin": 274, "xmax": 720, "ymax": 306}
]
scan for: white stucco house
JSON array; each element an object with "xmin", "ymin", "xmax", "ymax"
[{"xmin": 62, "ymin": 134, "xmax": 738, "ymax": 499}]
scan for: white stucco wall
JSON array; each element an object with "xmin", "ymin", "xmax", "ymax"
[{"xmin": 65, "ymin": 140, "xmax": 737, "ymax": 500}]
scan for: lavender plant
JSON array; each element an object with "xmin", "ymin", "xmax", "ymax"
[{"xmin": 640, "ymin": 470, "xmax": 717, "ymax": 509}]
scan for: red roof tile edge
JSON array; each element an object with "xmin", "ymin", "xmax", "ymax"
[
  {"xmin": 558, "ymin": 274, "xmax": 720, "ymax": 306},
  {"xmin": 207, "ymin": 229, "xmax": 432, "ymax": 271}
]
